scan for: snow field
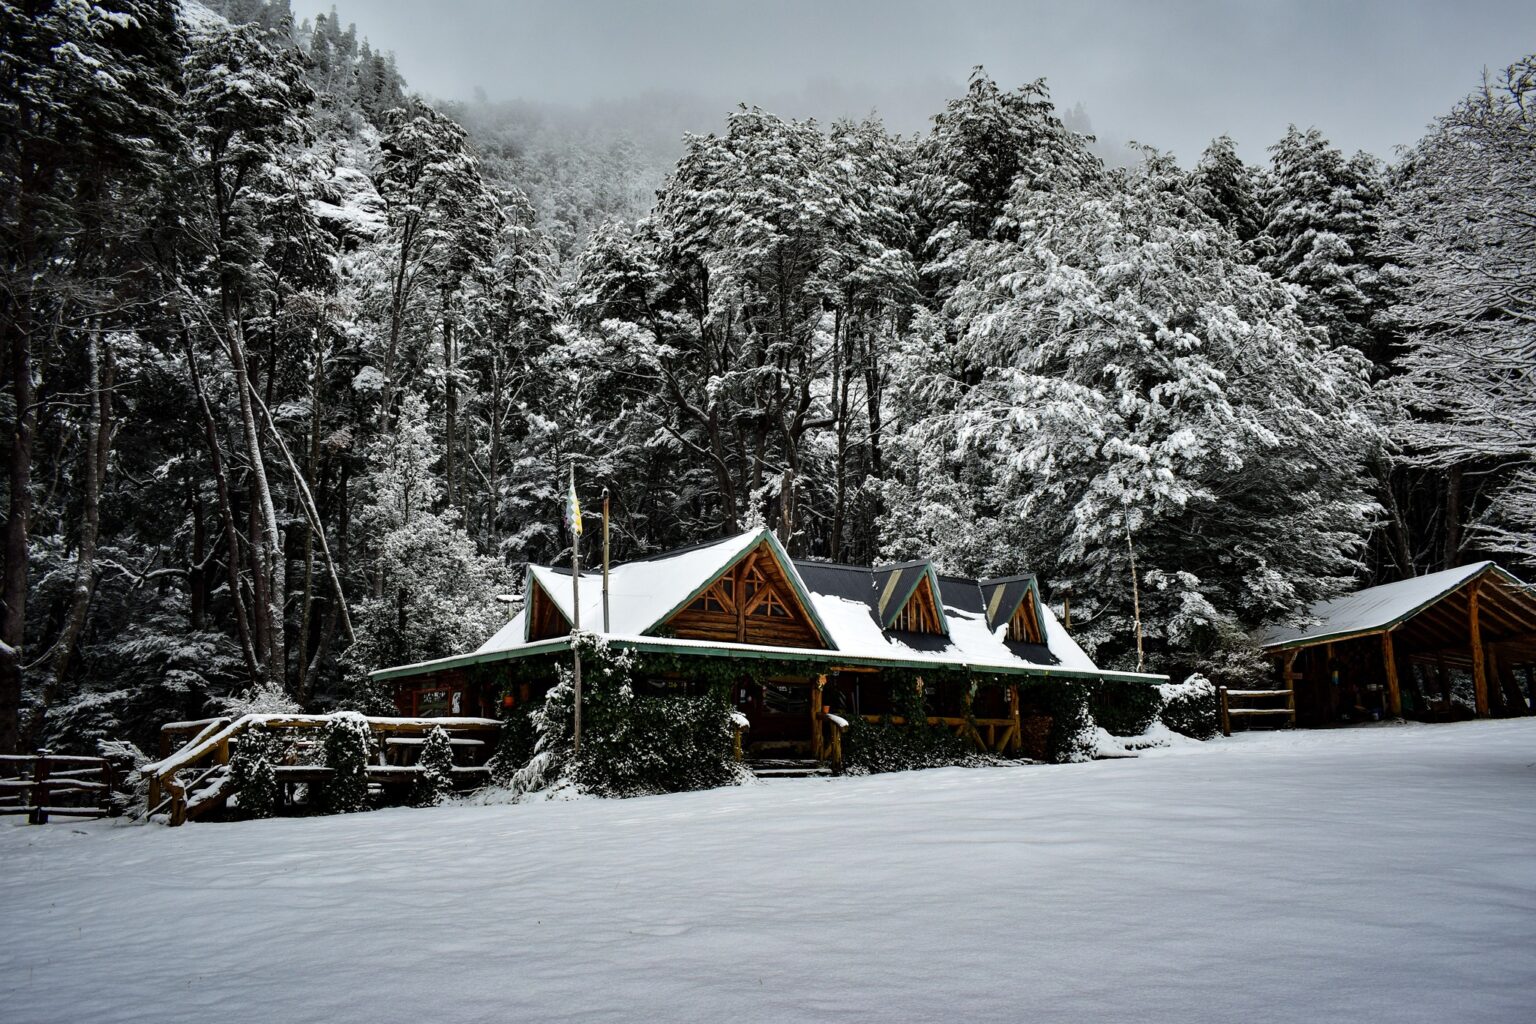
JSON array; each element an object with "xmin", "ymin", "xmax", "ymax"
[{"xmin": 3, "ymin": 720, "xmax": 1534, "ymax": 1024}]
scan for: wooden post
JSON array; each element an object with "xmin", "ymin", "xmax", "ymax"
[
  {"xmin": 812, "ymin": 674, "xmax": 826, "ymax": 761},
  {"xmin": 599, "ymin": 488, "xmax": 611, "ymax": 632},
  {"xmin": 1219, "ymin": 687, "xmax": 1231, "ymax": 737},
  {"xmin": 1470, "ymin": 583, "xmax": 1489, "ymax": 717},
  {"xmin": 1381, "ymin": 632, "xmax": 1402, "ymax": 719},
  {"xmin": 1008, "ymin": 684, "xmax": 1022, "ymax": 754},
  {"xmin": 570, "ymin": 464, "xmax": 583, "ymax": 753},
  {"xmin": 1282, "ymin": 650, "xmax": 1300, "ymax": 725}
]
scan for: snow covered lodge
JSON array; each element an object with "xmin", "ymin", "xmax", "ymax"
[
  {"xmin": 373, "ymin": 528, "xmax": 1163, "ymax": 763},
  {"xmin": 1253, "ymin": 561, "xmax": 1536, "ymax": 727}
]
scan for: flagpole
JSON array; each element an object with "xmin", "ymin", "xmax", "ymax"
[
  {"xmin": 601, "ymin": 487, "xmax": 611, "ymax": 634},
  {"xmin": 570, "ymin": 462, "xmax": 582, "ymax": 755}
]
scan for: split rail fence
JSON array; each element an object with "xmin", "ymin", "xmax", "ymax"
[{"xmin": 0, "ymin": 750, "xmax": 116, "ymax": 824}]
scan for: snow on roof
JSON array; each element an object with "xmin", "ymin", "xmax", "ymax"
[
  {"xmin": 447, "ymin": 528, "xmax": 1153, "ymax": 681},
  {"xmin": 1255, "ymin": 561, "xmax": 1496, "ymax": 650},
  {"xmin": 480, "ymin": 532, "xmax": 763, "ymax": 652}
]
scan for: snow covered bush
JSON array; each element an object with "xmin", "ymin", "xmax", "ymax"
[
  {"xmin": 408, "ymin": 725, "xmax": 454, "ymax": 807},
  {"xmin": 318, "ymin": 712, "xmax": 373, "ymax": 813},
  {"xmin": 508, "ymin": 637, "xmax": 743, "ymax": 798},
  {"xmin": 229, "ymin": 728, "xmax": 279, "ymax": 819},
  {"xmin": 1089, "ymin": 680, "xmax": 1162, "ymax": 737},
  {"xmin": 1158, "ymin": 675, "xmax": 1218, "ymax": 739},
  {"xmin": 1021, "ymin": 682, "xmax": 1097, "ymax": 763},
  {"xmin": 488, "ymin": 703, "xmax": 538, "ymax": 786}
]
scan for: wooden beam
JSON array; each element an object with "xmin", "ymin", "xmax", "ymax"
[
  {"xmin": 733, "ymin": 563, "xmax": 745, "ymax": 642},
  {"xmin": 1470, "ymin": 583, "xmax": 1489, "ymax": 717},
  {"xmin": 1381, "ymin": 631, "xmax": 1402, "ymax": 719}
]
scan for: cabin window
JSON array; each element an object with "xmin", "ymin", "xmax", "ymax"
[
  {"xmin": 412, "ymin": 687, "xmax": 456, "ymax": 717},
  {"xmin": 751, "ymin": 589, "xmax": 790, "ymax": 618},
  {"xmin": 689, "ymin": 586, "xmax": 730, "ymax": 614}
]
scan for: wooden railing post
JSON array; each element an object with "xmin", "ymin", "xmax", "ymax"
[
  {"xmin": 1219, "ymin": 687, "xmax": 1232, "ymax": 737},
  {"xmin": 29, "ymin": 749, "xmax": 50, "ymax": 825}
]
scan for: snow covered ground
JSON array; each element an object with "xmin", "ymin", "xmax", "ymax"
[{"xmin": 4, "ymin": 721, "xmax": 1534, "ymax": 1024}]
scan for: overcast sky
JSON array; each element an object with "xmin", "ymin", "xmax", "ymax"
[{"xmin": 326, "ymin": 0, "xmax": 1536, "ymax": 162}]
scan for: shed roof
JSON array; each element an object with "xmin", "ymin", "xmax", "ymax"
[{"xmin": 1254, "ymin": 561, "xmax": 1518, "ymax": 650}]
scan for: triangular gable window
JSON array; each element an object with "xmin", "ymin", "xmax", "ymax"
[
  {"xmin": 1007, "ymin": 593, "xmax": 1043, "ymax": 644},
  {"xmin": 666, "ymin": 537, "xmax": 827, "ymax": 648},
  {"xmin": 890, "ymin": 573, "xmax": 944, "ymax": 634}
]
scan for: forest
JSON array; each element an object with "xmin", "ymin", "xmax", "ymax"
[{"xmin": 2, "ymin": 0, "xmax": 1532, "ymax": 755}]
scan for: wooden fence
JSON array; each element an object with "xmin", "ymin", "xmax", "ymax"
[{"xmin": 0, "ymin": 750, "xmax": 116, "ymax": 824}]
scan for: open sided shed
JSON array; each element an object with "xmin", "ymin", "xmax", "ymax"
[{"xmin": 1256, "ymin": 562, "xmax": 1536, "ymax": 724}]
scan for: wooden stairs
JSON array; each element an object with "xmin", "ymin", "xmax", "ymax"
[
  {"xmin": 1218, "ymin": 686, "xmax": 1296, "ymax": 736},
  {"xmin": 749, "ymin": 758, "xmax": 833, "ymax": 780}
]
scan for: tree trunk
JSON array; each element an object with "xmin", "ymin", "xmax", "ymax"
[
  {"xmin": 45, "ymin": 330, "xmax": 115, "ymax": 712},
  {"xmin": 442, "ymin": 283, "xmax": 458, "ymax": 508},
  {"xmin": 1444, "ymin": 464, "xmax": 1463, "ymax": 569},
  {"xmin": 0, "ymin": 301, "xmax": 36, "ymax": 755},
  {"xmin": 227, "ymin": 318, "xmax": 286, "ymax": 687},
  {"xmin": 184, "ymin": 329, "xmax": 260, "ymax": 683}
]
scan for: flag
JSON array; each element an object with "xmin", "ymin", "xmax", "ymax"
[{"xmin": 565, "ymin": 469, "xmax": 583, "ymax": 537}]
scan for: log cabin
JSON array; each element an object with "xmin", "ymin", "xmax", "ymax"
[
  {"xmin": 1253, "ymin": 561, "xmax": 1536, "ymax": 727},
  {"xmin": 371, "ymin": 528, "xmax": 1165, "ymax": 764}
]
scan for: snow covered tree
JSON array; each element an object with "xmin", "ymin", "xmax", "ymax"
[
  {"xmin": 884, "ymin": 151, "xmax": 1380, "ymax": 679},
  {"xmin": 0, "ymin": 0, "xmax": 181, "ymax": 753},
  {"xmin": 319, "ymin": 711, "xmax": 372, "ymax": 813},
  {"xmin": 1383, "ymin": 56, "xmax": 1536, "ymax": 569},
  {"xmin": 230, "ymin": 727, "xmax": 279, "ymax": 818},
  {"xmin": 409, "ymin": 724, "xmax": 454, "ymax": 806},
  {"xmin": 1258, "ymin": 126, "xmax": 1393, "ymax": 363},
  {"xmin": 914, "ymin": 69, "xmax": 1099, "ymax": 301},
  {"xmin": 348, "ymin": 394, "xmax": 504, "ymax": 696},
  {"xmin": 1190, "ymin": 134, "xmax": 1265, "ymax": 245}
]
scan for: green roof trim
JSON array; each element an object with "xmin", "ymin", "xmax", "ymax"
[{"xmin": 369, "ymin": 633, "xmax": 1167, "ymax": 686}]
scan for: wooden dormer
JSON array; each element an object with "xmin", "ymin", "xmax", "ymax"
[
  {"xmin": 981, "ymin": 574, "xmax": 1045, "ymax": 645},
  {"xmin": 876, "ymin": 561, "xmax": 949, "ymax": 636},
  {"xmin": 662, "ymin": 539, "xmax": 826, "ymax": 649}
]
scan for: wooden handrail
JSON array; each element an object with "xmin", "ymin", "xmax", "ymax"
[{"xmin": 145, "ymin": 713, "xmax": 503, "ymax": 825}]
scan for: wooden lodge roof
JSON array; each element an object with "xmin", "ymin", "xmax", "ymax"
[
  {"xmin": 372, "ymin": 528, "xmax": 1167, "ymax": 685},
  {"xmin": 1255, "ymin": 561, "xmax": 1536, "ymax": 655}
]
